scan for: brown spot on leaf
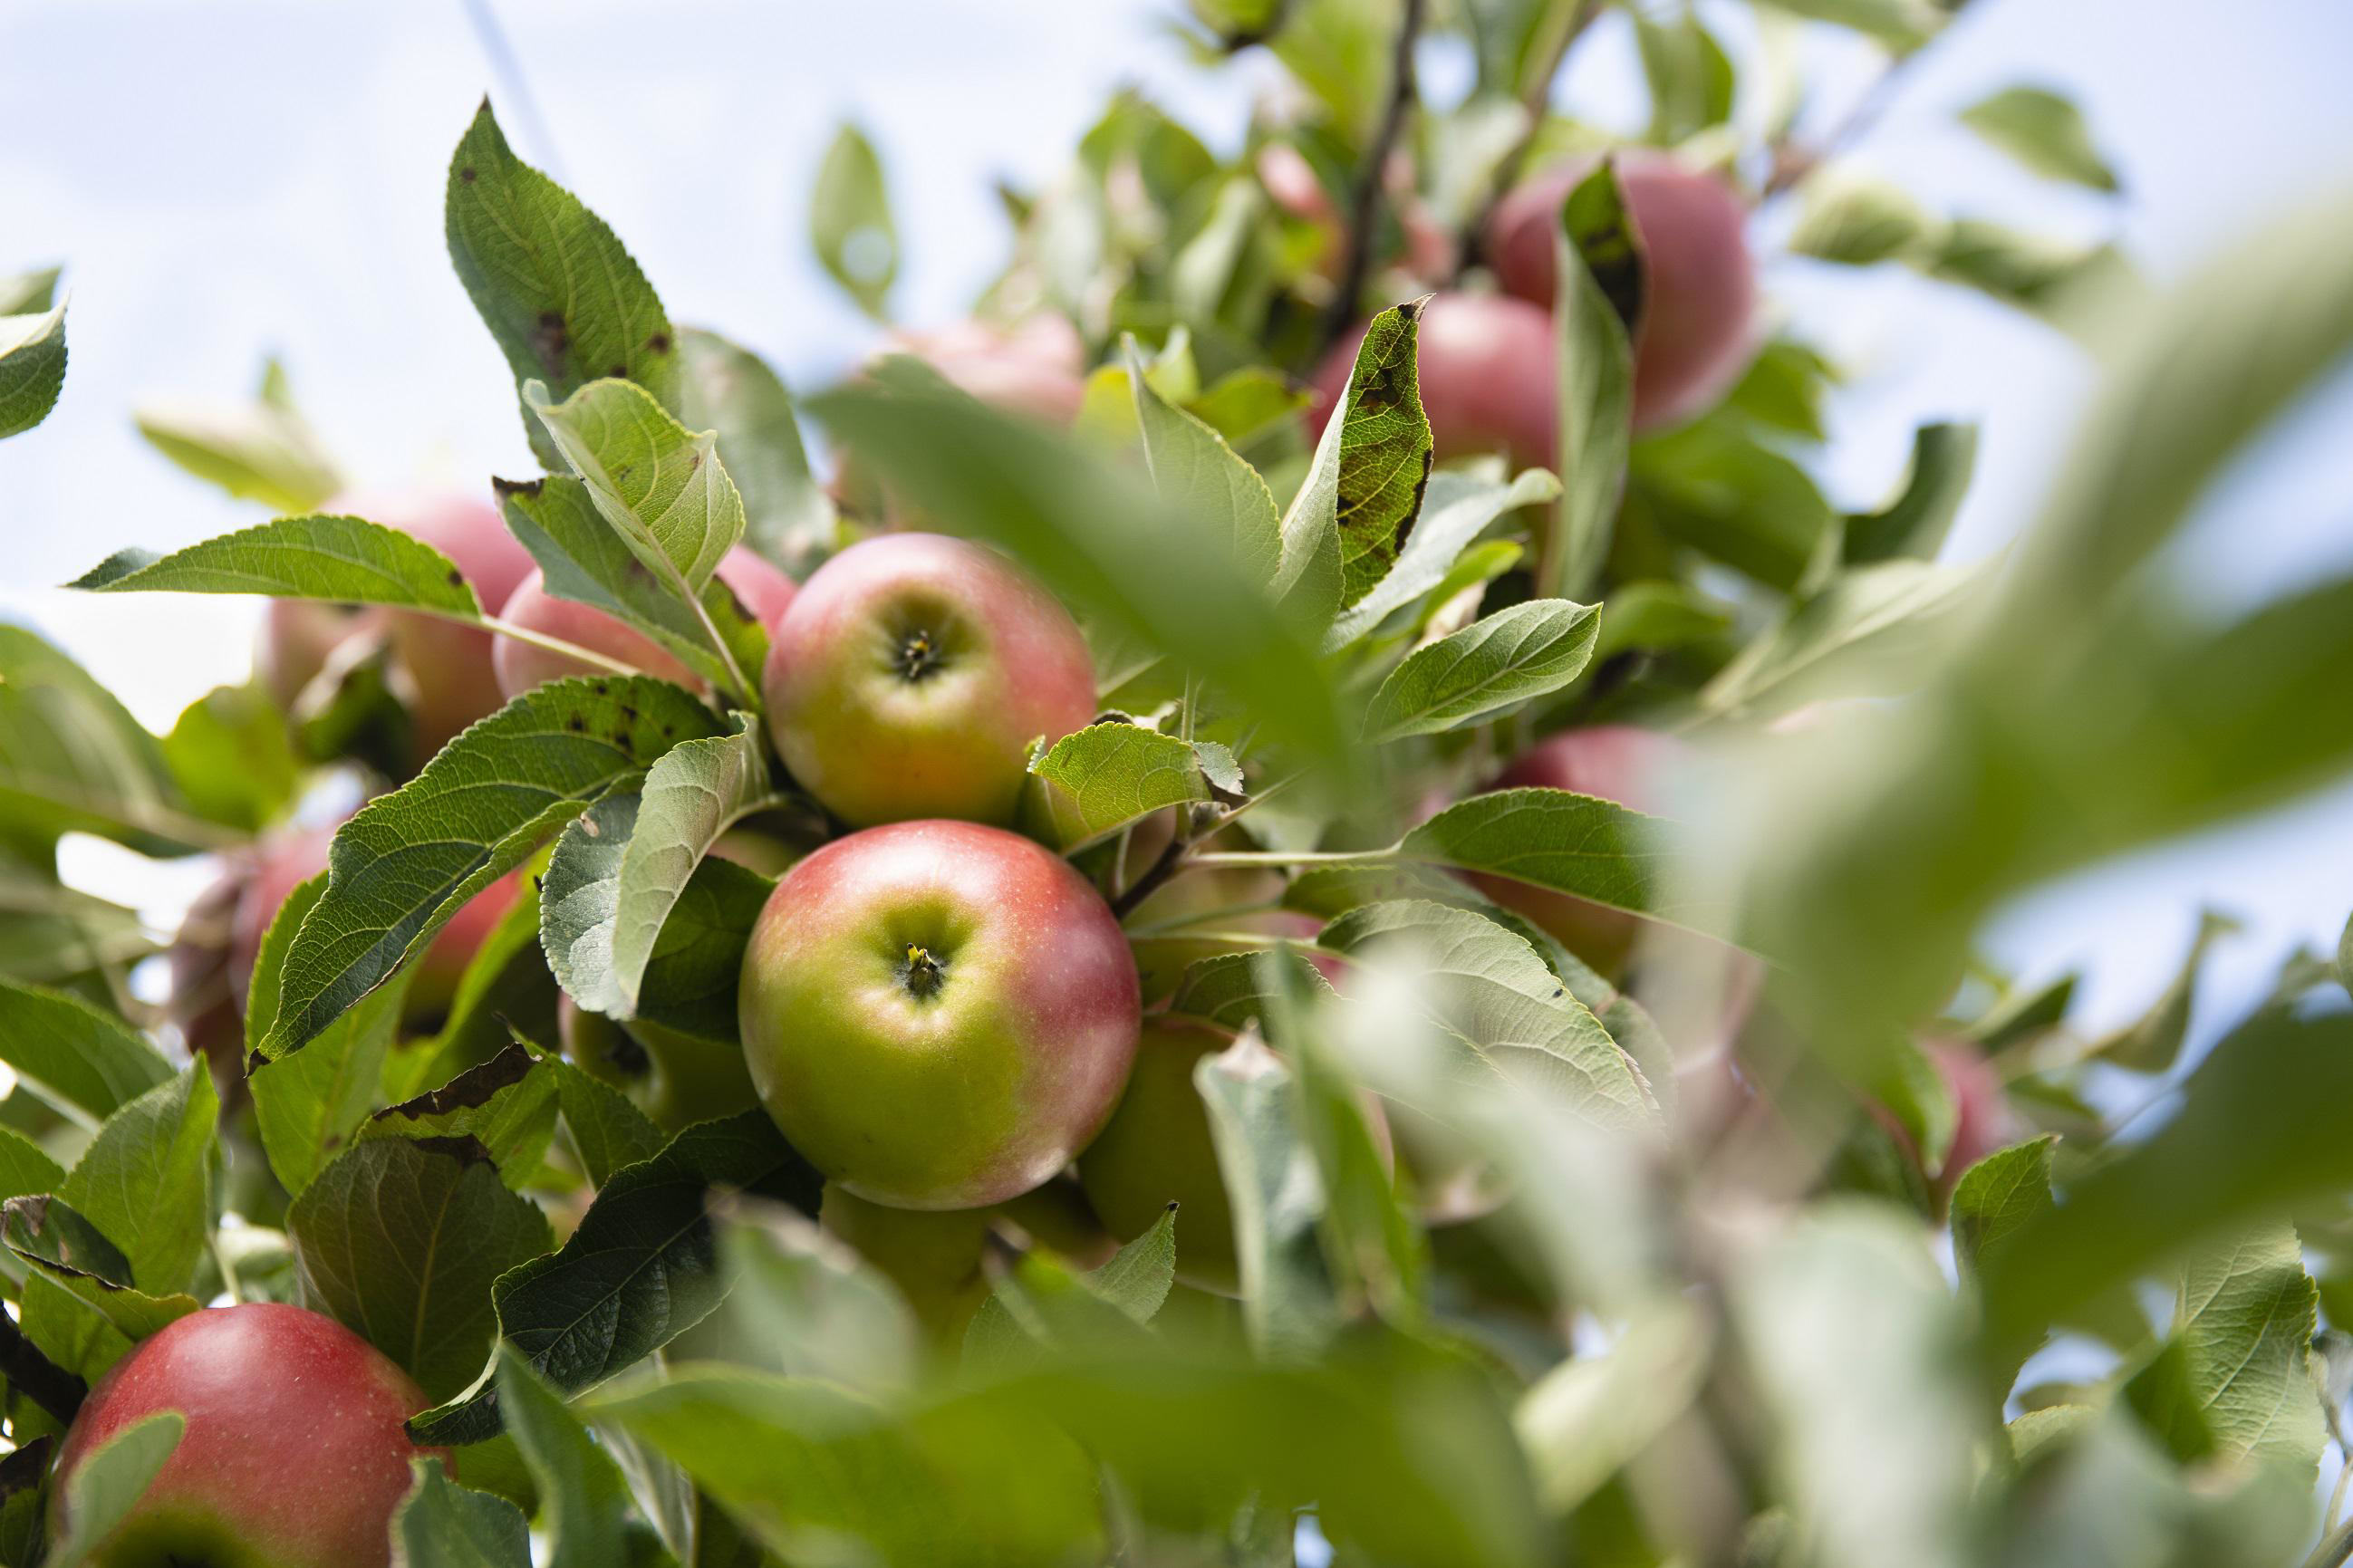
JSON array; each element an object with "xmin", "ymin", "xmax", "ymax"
[
  {"xmin": 460, "ymin": 167, "xmax": 477, "ymax": 183},
  {"xmin": 647, "ymin": 332, "xmax": 670, "ymax": 354},
  {"xmin": 533, "ymin": 312, "xmax": 570, "ymax": 376}
]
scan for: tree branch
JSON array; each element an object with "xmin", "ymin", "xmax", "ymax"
[
  {"xmin": 0, "ymin": 1309, "xmax": 87, "ymax": 1427},
  {"xmin": 1316, "ymin": 0, "xmax": 1430, "ymax": 353},
  {"xmin": 1451, "ymin": 0, "xmax": 1603, "ymax": 283}
]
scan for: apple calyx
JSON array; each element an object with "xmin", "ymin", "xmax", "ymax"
[{"xmin": 900, "ymin": 943, "xmax": 949, "ymax": 999}]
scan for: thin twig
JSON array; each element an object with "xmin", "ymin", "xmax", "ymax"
[
  {"xmin": 1316, "ymin": 0, "xmax": 1430, "ymax": 353},
  {"xmin": 2302, "ymin": 1509, "xmax": 2353, "ymax": 1568},
  {"xmin": 1453, "ymin": 0, "xmax": 1604, "ymax": 282},
  {"xmin": 1111, "ymin": 827, "xmax": 1192, "ymax": 920},
  {"xmin": 1761, "ymin": 43, "xmax": 1925, "ymax": 200},
  {"xmin": 474, "ymin": 613, "xmax": 645, "ymax": 679},
  {"xmin": 459, "ymin": 0, "xmax": 568, "ymax": 183}
]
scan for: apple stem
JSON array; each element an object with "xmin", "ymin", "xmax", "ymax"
[{"xmin": 472, "ymin": 613, "xmax": 647, "ymax": 678}]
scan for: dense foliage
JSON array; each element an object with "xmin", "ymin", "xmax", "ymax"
[{"xmin": 4, "ymin": 2, "xmax": 2353, "ymax": 1565}]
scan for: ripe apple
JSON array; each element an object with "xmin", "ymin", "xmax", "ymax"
[
  {"xmin": 760, "ymin": 533, "xmax": 1097, "ymax": 829},
  {"xmin": 255, "ymin": 491, "xmax": 532, "ymax": 765},
  {"xmin": 1313, "ymin": 292, "xmax": 1559, "ymax": 468},
  {"xmin": 818, "ymin": 1183, "xmax": 994, "ymax": 1343},
  {"xmin": 229, "ymin": 824, "xmax": 525, "ymax": 1025},
  {"xmin": 882, "ymin": 314, "xmax": 1087, "ymax": 426},
  {"xmin": 1486, "ymin": 149, "xmax": 1757, "ymax": 432},
  {"xmin": 1926, "ymin": 1037, "xmax": 2018, "ymax": 1193},
  {"xmin": 738, "ymin": 819, "xmax": 1140, "ymax": 1209},
  {"xmin": 50, "ymin": 1303, "xmax": 439, "ymax": 1568},
  {"xmin": 556, "ymin": 996, "xmax": 758, "ymax": 1132},
  {"xmin": 492, "ymin": 544, "xmax": 799, "ymax": 700}
]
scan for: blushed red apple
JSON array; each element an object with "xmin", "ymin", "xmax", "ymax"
[
  {"xmin": 50, "ymin": 1303, "xmax": 439, "ymax": 1568},
  {"xmin": 1486, "ymin": 149, "xmax": 1757, "ymax": 431},
  {"xmin": 882, "ymin": 314, "xmax": 1088, "ymax": 426},
  {"xmin": 493, "ymin": 544, "xmax": 799, "ymax": 699},
  {"xmin": 761, "ymin": 533, "xmax": 1097, "ymax": 829},
  {"xmin": 738, "ymin": 819, "xmax": 1140, "ymax": 1209}
]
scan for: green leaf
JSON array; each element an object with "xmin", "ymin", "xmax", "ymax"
[
  {"xmin": 1625, "ymin": 416, "xmax": 1836, "ymax": 590},
  {"xmin": 1548, "ymin": 161, "xmax": 1641, "ymax": 600},
  {"xmin": 1087, "ymin": 1204, "xmax": 1181, "ymax": 1326},
  {"xmin": 59, "ymin": 1066, "xmax": 217, "ymax": 1295},
  {"xmin": 1396, "ymin": 789, "xmax": 1694, "ymax": 927},
  {"xmin": 0, "ymin": 266, "xmax": 58, "ymax": 315},
  {"xmin": 419, "ymin": 867, "xmax": 560, "ymax": 1081},
  {"xmin": 1588, "ymin": 578, "xmax": 1732, "ymax": 662},
  {"xmin": 1960, "ymin": 84, "xmax": 2119, "ymax": 192},
  {"xmin": 1633, "ymin": 11, "xmax": 1732, "ymax": 145},
  {"xmin": 495, "ymin": 474, "xmax": 765, "ymax": 697},
  {"xmin": 1950, "ymin": 1136, "xmax": 2056, "ymax": 1285},
  {"xmin": 262, "ymin": 676, "xmax": 725, "ymax": 1060},
  {"xmin": 526, "ymin": 379, "xmax": 747, "ymax": 611},
  {"xmin": 0, "ymin": 295, "xmax": 68, "ymax": 439},
  {"xmin": 1699, "ymin": 556, "xmax": 1991, "ymax": 718},
  {"xmin": 247, "ymin": 872, "xmax": 417, "ymax": 1193},
  {"xmin": 1516, "ymin": 1296, "xmax": 1710, "ymax": 1514},
  {"xmin": 1364, "ymin": 599, "xmax": 1599, "ymax": 743},
  {"xmin": 2122, "ymin": 1221, "xmax": 2325, "ymax": 1472},
  {"xmin": 1319, "ymin": 899, "xmax": 1658, "ymax": 1130},
  {"xmin": 1924, "ymin": 223, "xmax": 2125, "ymax": 328},
  {"xmin": 809, "ymin": 362, "xmax": 1357, "ymax": 775},
  {"xmin": 409, "ymin": 1111, "xmax": 816, "ymax": 1447},
  {"xmin": 1024, "ymin": 721, "xmax": 1211, "ymax": 851},
  {"xmin": 809, "ymin": 122, "xmax": 899, "ymax": 320},
  {"xmin": 133, "ymin": 358, "xmax": 343, "ymax": 511},
  {"xmin": 0, "ymin": 1130, "xmax": 65, "ymax": 1203},
  {"xmin": 287, "ymin": 1134, "xmax": 553, "ymax": 1402},
  {"xmin": 1981, "ymin": 1008, "xmax": 2353, "ymax": 1361},
  {"xmin": 676, "ymin": 326, "xmax": 834, "ymax": 578},
  {"xmin": 1326, "ymin": 466, "xmax": 1560, "ymax": 649},
  {"xmin": 1750, "ymin": 0, "xmax": 1937, "ymax": 52},
  {"xmin": 1186, "ymin": 367, "xmax": 1311, "ymax": 452},
  {"xmin": 2086, "ymin": 909, "xmax": 2239, "ymax": 1073},
  {"xmin": 520, "ymin": 1037, "xmax": 665, "ymax": 1189},
  {"xmin": 1166, "ymin": 949, "xmax": 1337, "ymax": 1037},
  {"xmin": 605, "ymin": 725, "xmax": 771, "ymax": 1016},
  {"xmin": 1843, "ymin": 422, "xmax": 1979, "ymax": 565},
  {"xmin": 361, "ymin": 1045, "xmax": 561, "ymax": 1191},
  {"xmin": 586, "ymin": 1368, "xmax": 1104, "ymax": 1568},
  {"xmin": 445, "ymin": 100, "xmax": 679, "ymax": 466},
  {"xmin": 631, "ymin": 853, "xmax": 771, "ymax": 1047},
  {"xmin": 1195, "ymin": 1033, "xmax": 1338, "ymax": 1358},
  {"xmin": 715, "ymin": 1202, "xmax": 921, "ymax": 1393},
  {"xmin": 1789, "ymin": 172, "xmax": 1940, "ymax": 265},
  {"xmin": 1732, "ymin": 1205, "xmax": 1975, "ymax": 1568},
  {"xmin": 1722, "ymin": 338, "xmax": 1836, "ymax": 442},
  {"xmin": 159, "ymin": 684, "xmax": 298, "ymax": 833},
  {"xmin": 1127, "ymin": 338, "xmax": 1282, "ymax": 585},
  {"xmin": 0, "ymin": 1437, "xmax": 51, "ymax": 1567},
  {"xmin": 3, "ymin": 1196, "xmax": 200, "ymax": 1345},
  {"xmin": 1282, "ymin": 299, "xmax": 1434, "ymax": 613},
  {"xmin": 0, "ymin": 980, "xmax": 173, "ymax": 1125},
  {"xmin": 43, "ymin": 1412, "xmax": 183, "ymax": 1568},
  {"xmin": 0, "ymin": 626, "xmax": 201, "ymax": 856},
  {"xmin": 394, "ymin": 1458, "xmax": 534, "ymax": 1568},
  {"xmin": 497, "ymin": 1347, "xmax": 673, "ymax": 1568},
  {"xmin": 68, "ymin": 515, "xmax": 487, "ymax": 618}
]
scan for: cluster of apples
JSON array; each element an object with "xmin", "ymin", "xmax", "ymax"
[
  {"xmin": 69, "ymin": 154, "xmax": 1788, "ymax": 1567},
  {"xmin": 1311, "ymin": 151, "xmax": 1758, "ymax": 457}
]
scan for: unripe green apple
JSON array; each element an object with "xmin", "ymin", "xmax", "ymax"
[
  {"xmin": 1076, "ymin": 1021, "xmax": 1243, "ymax": 1294},
  {"xmin": 1486, "ymin": 149, "xmax": 1757, "ymax": 432},
  {"xmin": 491, "ymin": 545, "xmax": 799, "ymax": 700},
  {"xmin": 818, "ymin": 1183, "xmax": 994, "ymax": 1344},
  {"xmin": 1079, "ymin": 1023, "xmax": 1391, "ymax": 1294},
  {"xmin": 760, "ymin": 534, "xmax": 1098, "ymax": 828},
  {"xmin": 1313, "ymin": 292, "xmax": 1559, "ymax": 467},
  {"xmin": 51, "ymin": 1303, "xmax": 440, "ymax": 1568},
  {"xmin": 738, "ymin": 819, "xmax": 1140, "ymax": 1209},
  {"xmin": 556, "ymin": 996, "xmax": 758, "ymax": 1132}
]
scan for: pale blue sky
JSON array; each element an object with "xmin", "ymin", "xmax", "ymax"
[{"xmin": 3, "ymin": 0, "xmax": 2349, "ymax": 1044}]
